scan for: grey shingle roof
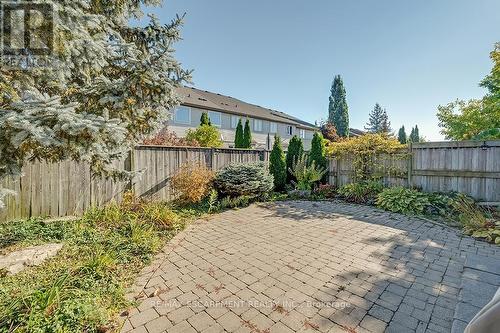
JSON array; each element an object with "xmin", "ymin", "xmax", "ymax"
[{"xmin": 176, "ymin": 86, "xmax": 317, "ymax": 130}]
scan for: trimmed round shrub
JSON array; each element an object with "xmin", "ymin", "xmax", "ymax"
[
  {"xmin": 214, "ymin": 162, "xmax": 274, "ymax": 198},
  {"xmin": 376, "ymin": 187, "xmax": 430, "ymax": 215}
]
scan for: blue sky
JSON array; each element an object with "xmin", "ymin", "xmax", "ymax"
[{"xmin": 138, "ymin": 0, "xmax": 499, "ymax": 140}]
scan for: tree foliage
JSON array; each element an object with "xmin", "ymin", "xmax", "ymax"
[
  {"xmin": 243, "ymin": 119, "xmax": 252, "ymax": 148},
  {"xmin": 320, "ymin": 122, "xmax": 340, "ymax": 142},
  {"xmin": 409, "ymin": 125, "xmax": 420, "ymax": 143},
  {"xmin": 365, "ymin": 103, "xmax": 391, "ymax": 134},
  {"xmin": 285, "ymin": 135, "xmax": 304, "ymax": 183},
  {"xmin": 328, "ymin": 75, "xmax": 350, "ymax": 137},
  {"xmin": 143, "ymin": 127, "xmax": 199, "ymax": 147},
  {"xmin": 234, "ymin": 119, "xmax": 244, "ymax": 148},
  {"xmin": 309, "ymin": 132, "xmax": 327, "ymax": 183},
  {"xmin": 0, "ymin": 0, "xmax": 191, "ymax": 205},
  {"xmin": 269, "ymin": 135, "xmax": 287, "ymax": 191},
  {"xmin": 397, "ymin": 126, "xmax": 407, "ymax": 144},
  {"xmin": 200, "ymin": 112, "xmax": 211, "ymax": 126},
  {"xmin": 437, "ymin": 43, "xmax": 500, "ymax": 140},
  {"xmin": 185, "ymin": 125, "xmax": 223, "ymax": 147}
]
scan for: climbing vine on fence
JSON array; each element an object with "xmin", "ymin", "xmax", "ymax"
[{"xmin": 326, "ymin": 134, "xmax": 408, "ymax": 182}]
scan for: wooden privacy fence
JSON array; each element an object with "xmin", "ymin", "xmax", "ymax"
[
  {"xmin": 0, "ymin": 146, "xmax": 268, "ymax": 222},
  {"xmin": 329, "ymin": 140, "xmax": 500, "ymax": 203}
]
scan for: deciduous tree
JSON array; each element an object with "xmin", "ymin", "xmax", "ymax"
[{"xmin": 437, "ymin": 43, "xmax": 500, "ymax": 140}]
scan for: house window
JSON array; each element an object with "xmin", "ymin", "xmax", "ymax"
[
  {"xmin": 254, "ymin": 119, "xmax": 262, "ymax": 132},
  {"xmin": 231, "ymin": 115, "xmax": 241, "ymax": 128},
  {"xmin": 174, "ymin": 106, "xmax": 191, "ymax": 124},
  {"xmin": 269, "ymin": 122, "xmax": 277, "ymax": 133},
  {"xmin": 208, "ymin": 111, "xmax": 221, "ymax": 127},
  {"xmin": 286, "ymin": 125, "xmax": 293, "ymax": 136},
  {"xmin": 300, "ymin": 129, "xmax": 305, "ymax": 139}
]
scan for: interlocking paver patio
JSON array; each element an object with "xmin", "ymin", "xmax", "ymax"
[{"xmin": 121, "ymin": 201, "xmax": 500, "ymax": 332}]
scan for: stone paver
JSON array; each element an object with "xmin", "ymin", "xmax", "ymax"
[{"xmin": 121, "ymin": 201, "xmax": 500, "ymax": 333}]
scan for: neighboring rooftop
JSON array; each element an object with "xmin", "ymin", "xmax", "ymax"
[{"xmin": 176, "ymin": 86, "xmax": 317, "ymax": 130}]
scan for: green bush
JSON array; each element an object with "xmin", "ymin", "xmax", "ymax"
[
  {"xmin": 185, "ymin": 124, "xmax": 223, "ymax": 147},
  {"xmin": 286, "ymin": 135, "xmax": 304, "ymax": 183},
  {"xmin": 376, "ymin": 187, "xmax": 430, "ymax": 215},
  {"xmin": 309, "ymin": 132, "xmax": 327, "ymax": 182},
  {"xmin": 338, "ymin": 181, "xmax": 384, "ymax": 204},
  {"xmin": 214, "ymin": 162, "xmax": 273, "ymax": 198},
  {"xmin": 289, "ymin": 154, "xmax": 327, "ymax": 191},
  {"xmin": 269, "ymin": 135, "xmax": 287, "ymax": 191}
]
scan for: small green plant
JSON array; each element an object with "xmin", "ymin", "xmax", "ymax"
[
  {"xmin": 207, "ymin": 189, "xmax": 219, "ymax": 213},
  {"xmin": 289, "ymin": 154, "xmax": 327, "ymax": 191},
  {"xmin": 219, "ymin": 195, "xmax": 251, "ymax": 210},
  {"xmin": 376, "ymin": 187, "xmax": 430, "ymax": 215},
  {"xmin": 214, "ymin": 162, "xmax": 273, "ymax": 198},
  {"xmin": 338, "ymin": 181, "xmax": 384, "ymax": 204}
]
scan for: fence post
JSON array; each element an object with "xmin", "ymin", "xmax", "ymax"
[
  {"xmin": 125, "ymin": 149, "xmax": 134, "ymax": 192},
  {"xmin": 407, "ymin": 142, "xmax": 413, "ymax": 188},
  {"xmin": 210, "ymin": 148, "xmax": 216, "ymax": 171}
]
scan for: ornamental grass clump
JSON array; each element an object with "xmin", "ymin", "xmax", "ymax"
[{"xmin": 214, "ymin": 162, "xmax": 273, "ymax": 198}]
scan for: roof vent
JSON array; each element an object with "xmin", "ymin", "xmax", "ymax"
[{"xmin": 198, "ymin": 98, "xmax": 207, "ymax": 101}]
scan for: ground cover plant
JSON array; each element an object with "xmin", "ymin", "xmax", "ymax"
[
  {"xmin": 337, "ymin": 180, "xmax": 384, "ymax": 204},
  {"xmin": 376, "ymin": 187, "xmax": 430, "ymax": 215},
  {"xmin": 0, "ymin": 194, "xmax": 195, "ymax": 332}
]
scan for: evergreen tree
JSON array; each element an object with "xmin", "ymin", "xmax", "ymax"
[
  {"xmin": 397, "ymin": 126, "xmax": 407, "ymax": 144},
  {"xmin": 286, "ymin": 136, "xmax": 304, "ymax": 183},
  {"xmin": 269, "ymin": 135, "xmax": 287, "ymax": 191},
  {"xmin": 200, "ymin": 112, "xmax": 211, "ymax": 126},
  {"xmin": 243, "ymin": 119, "xmax": 252, "ymax": 148},
  {"xmin": 328, "ymin": 75, "xmax": 350, "ymax": 137},
  {"xmin": 365, "ymin": 103, "xmax": 391, "ymax": 134},
  {"xmin": 234, "ymin": 119, "xmax": 244, "ymax": 148},
  {"xmin": 0, "ymin": 0, "xmax": 191, "ymax": 207},
  {"xmin": 409, "ymin": 125, "xmax": 420, "ymax": 142},
  {"xmin": 309, "ymin": 132, "xmax": 327, "ymax": 183}
]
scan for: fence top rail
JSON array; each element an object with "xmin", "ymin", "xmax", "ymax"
[
  {"xmin": 411, "ymin": 140, "xmax": 500, "ymax": 149},
  {"xmin": 134, "ymin": 145, "xmax": 268, "ymax": 153}
]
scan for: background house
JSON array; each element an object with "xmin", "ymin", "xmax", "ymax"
[{"xmin": 169, "ymin": 87, "xmax": 317, "ymax": 150}]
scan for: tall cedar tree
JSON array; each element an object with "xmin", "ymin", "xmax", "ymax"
[
  {"xmin": 397, "ymin": 126, "xmax": 407, "ymax": 144},
  {"xmin": 409, "ymin": 125, "xmax": 420, "ymax": 142},
  {"xmin": 365, "ymin": 103, "xmax": 391, "ymax": 134},
  {"xmin": 328, "ymin": 75, "xmax": 350, "ymax": 137},
  {"xmin": 200, "ymin": 112, "xmax": 211, "ymax": 126},
  {"xmin": 309, "ymin": 132, "xmax": 327, "ymax": 183},
  {"xmin": 243, "ymin": 119, "xmax": 252, "ymax": 148},
  {"xmin": 234, "ymin": 119, "xmax": 244, "ymax": 148},
  {"xmin": 286, "ymin": 136, "xmax": 304, "ymax": 183},
  {"xmin": 269, "ymin": 135, "xmax": 287, "ymax": 191}
]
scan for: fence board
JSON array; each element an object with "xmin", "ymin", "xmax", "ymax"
[{"xmin": 328, "ymin": 140, "xmax": 499, "ymax": 203}]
